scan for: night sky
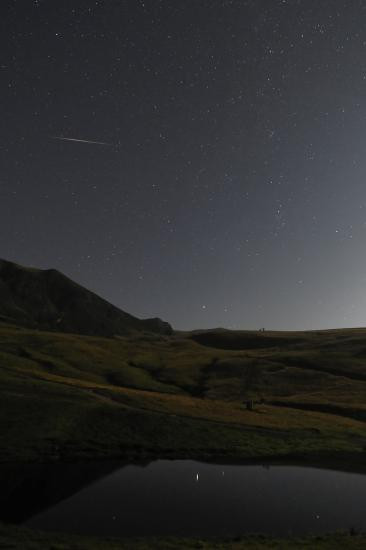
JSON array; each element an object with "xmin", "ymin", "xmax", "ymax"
[{"xmin": 2, "ymin": 1, "xmax": 366, "ymax": 330}]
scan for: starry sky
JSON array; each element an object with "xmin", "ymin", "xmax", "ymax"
[{"xmin": 2, "ymin": 0, "xmax": 366, "ymax": 331}]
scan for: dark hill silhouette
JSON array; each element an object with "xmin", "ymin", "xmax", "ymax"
[
  {"xmin": 189, "ymin": 328, "xmax": 302, "ymax": 349},
  {"xmin": 0, "ymin": 259, "xmax": 172, "ymax": 336}
]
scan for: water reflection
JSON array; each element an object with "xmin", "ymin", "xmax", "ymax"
[
  {"xmin": 1, "ymin": 459, "xmax": 366, "ymax": 537},
  {"xmin": 0, "ymin": 461, "xmax": 124, "ymax": 523}
]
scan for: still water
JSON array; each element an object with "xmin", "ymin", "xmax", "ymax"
[{"xmin": 2, "ymin": 460, "xmax": 366, "ymax": 537}]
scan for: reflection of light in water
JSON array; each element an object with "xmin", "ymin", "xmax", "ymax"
[
  {"xmin": 222, "ymin": 471, "xmax": 225, "ymax": 476},
  {"xmin": 196, "ymin": 473, "xmax": 199, "ymax": 481}
]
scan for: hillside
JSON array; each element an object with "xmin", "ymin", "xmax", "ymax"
[
  {"xmin": 1, "ymin": 321, "xmax": 366, "ymax": 463},
  {"xmin": 0, "ymin": 259, "xmax": 171, "ymax": 336},
  {"xmin": 0, "ymin": 259, "xmax": 365, "ymax": 464}
]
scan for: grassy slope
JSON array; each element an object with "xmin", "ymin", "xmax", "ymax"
[{"xmin": 1, "ymin": 322, "xmax": 366, "ymax": 462}]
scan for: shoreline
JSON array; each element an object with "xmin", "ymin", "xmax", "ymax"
[
  {"xmin": 1, "ymin": 523, "xmax": 366, "ymax": 549},
  {"xmin": 2, "ymin": 448, "xmax": 366, "ymax": 473}
]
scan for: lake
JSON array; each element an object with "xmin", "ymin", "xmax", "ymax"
[{"xmin": 1, "ymin": 459, "xmax": 366, "ymax": 537}]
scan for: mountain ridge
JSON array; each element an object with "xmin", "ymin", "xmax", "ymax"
[{"xmin": 0, "ymin": 258, "xmax": 172, "ymax": 336}]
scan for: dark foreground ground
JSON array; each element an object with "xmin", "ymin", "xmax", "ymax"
[
  {"xmin": 2, "ymin": 324, "xmax": 366, "ymax": 547},
  {"xmin": 1, "ymin": 524, "xmax": 366, "ymax": 549}
]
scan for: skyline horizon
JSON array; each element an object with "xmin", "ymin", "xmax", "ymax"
[{"xmin": 1, "ymin": 255, "xmax": 363, "ymax": 333}]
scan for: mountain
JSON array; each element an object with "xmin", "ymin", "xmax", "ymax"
[{"xmin": 0, "ymin": 259, "xmax": 172, "ymax": 336}]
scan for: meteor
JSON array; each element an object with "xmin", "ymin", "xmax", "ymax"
[{"xmin": 53, "ymin": 136, "xmax": 112, "ymax": 146}]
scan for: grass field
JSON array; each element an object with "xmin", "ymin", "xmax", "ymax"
[{"xmin": 1, "ymin": 322, "xmax": 366, "ymax": 463}]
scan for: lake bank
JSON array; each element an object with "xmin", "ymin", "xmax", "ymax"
[{"xmin": 1, "ymin": 524, "xmax": 365, "ymax": 549}]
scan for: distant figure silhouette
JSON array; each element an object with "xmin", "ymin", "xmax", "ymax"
[{"xmin": 246, "ymin": 399, "xmax": 254, "ymax": 411}]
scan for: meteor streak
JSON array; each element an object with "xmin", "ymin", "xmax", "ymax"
[{"xmin": 53, "ymin": 136, "xmax": 112, "ymax": 146}]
